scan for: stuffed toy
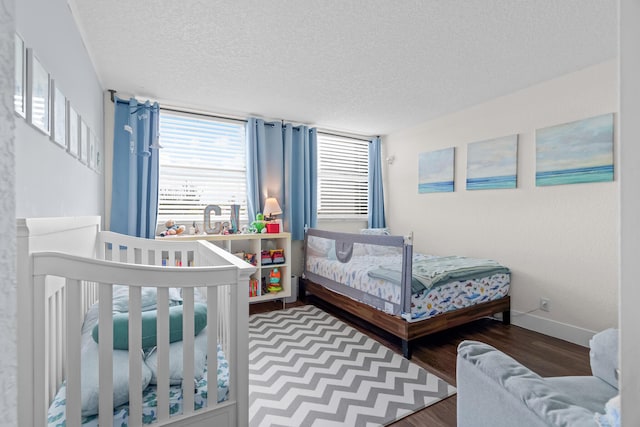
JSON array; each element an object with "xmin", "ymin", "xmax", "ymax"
[
  {"xmin": 250, "ymin": 213, "xmax": 267, "ymax": 234},
  {"xmin": 267, "ymin": 267, "xmax": 282, "ymax": 293},
  {"xmin": 160, "ymin": 219, "xmax": 185, "ymax": 237}
]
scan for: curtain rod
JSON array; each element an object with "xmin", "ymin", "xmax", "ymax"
[
  {"xmin": 317, "ymin": 131, "xmax": 373, "ymax": 142},
  {"xmin": 109, "ymin": 89, "xmax": 375, "ymax": 140},
  {"xmin": 160, "ymin": 106, "xmax": 247, "ymax": 124}
]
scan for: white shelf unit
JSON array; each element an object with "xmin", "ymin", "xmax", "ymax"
[{"xmin": 162, "ymin": 232, "xmax": 292, "ymax": 303}]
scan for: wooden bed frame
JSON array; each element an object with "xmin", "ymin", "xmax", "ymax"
[
  {"xmin": 300, "ymin": 279, "xmax": 511, "ymax": 359},
  {"xmin": 302, "ymin": 228, "xmax": 512, "ymax": 359}
]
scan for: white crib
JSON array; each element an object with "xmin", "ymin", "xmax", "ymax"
[{"xmin": 17, "ymin": 217, "xmax": 254, "ymax": 427}]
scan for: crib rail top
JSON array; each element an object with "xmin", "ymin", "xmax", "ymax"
[{"xmin": 32, "ymin": 251, "xmax": 254, "ymax": 287}]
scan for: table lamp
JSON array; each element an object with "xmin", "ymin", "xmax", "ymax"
[{"xmin": 263, "ymin": 197, "xmax": 282, "ymax": 233}]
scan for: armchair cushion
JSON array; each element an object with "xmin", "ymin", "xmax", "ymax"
[
  {"xmin": 458, "ymin": 340, "xmax": 609, "ymax": 427},
  {"xmin": 545, "ymin": 377, "xmax": 617, "ymax": 413},
  {"xmin": 589, "ymin": 328, "xmax": 619, "ymax": 389}
]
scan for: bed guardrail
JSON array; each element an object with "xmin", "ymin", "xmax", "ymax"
[{"xmin": 303, "ymin": 228, "xmax": 413, "ymax": 315}]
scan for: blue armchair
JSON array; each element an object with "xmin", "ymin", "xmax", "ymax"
[{"xmin": 456, "ymin": 329, "xmax": 619, "ymax": 427}]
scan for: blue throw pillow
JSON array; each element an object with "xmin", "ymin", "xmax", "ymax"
[{"xmin": 92, "ymin": 303, "xmax": 207, "ymax": 350}]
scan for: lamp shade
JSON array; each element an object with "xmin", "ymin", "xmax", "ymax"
[{"xmin": 263, "ymin": 197, "xmax": 282, "ymax": 218}]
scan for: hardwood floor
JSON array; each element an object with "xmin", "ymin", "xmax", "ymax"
[{"xmin": 250, "ymin": 299, "xmax": 591, "ymax": 426}]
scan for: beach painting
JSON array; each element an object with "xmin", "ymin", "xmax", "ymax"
[
  {"xmin": 536, "ymin": 113, "xmax": 614, "ymax": 187},
  {"xmin": 418, "ymin": 147, "xmax": 455, "ymax": 193},
  {"xmin": 466, "ymin": 135, "xmax": 518, "ymax": 190}
]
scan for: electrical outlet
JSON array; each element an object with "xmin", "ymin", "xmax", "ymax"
[{"xmin": 540, "ymin": 298, "xmax": 551, "ymax": 312}]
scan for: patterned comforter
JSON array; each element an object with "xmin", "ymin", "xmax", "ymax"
[
  {"xmin": 47, "ymin": 348, "xmax": 229, "ymax": 426},
  {"xmin": 306, "ymin": 252, "xmax": 510, "ymax": 321},
  {"xmin": 47, "ymin": 286, "xmax": 230, "ymax": 426}
]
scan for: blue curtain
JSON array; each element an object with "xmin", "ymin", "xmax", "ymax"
[
  {"xmin": 285, "ymin": 124, "xmax": 317, "ymax": 240},
  {"xmin": 368, "ymin": 136, "xmax": 386, "ymax": 228},
  {"xmin": 246, "ymin": 118, "xmax": 317, "ymax": 240},
  {"xmin": 246, "ymin": 118, "xmax": 285, "ymax": 221},
  {"xmin": 110, "ymin": 97, "xmax": 160, "ymax": 238}
]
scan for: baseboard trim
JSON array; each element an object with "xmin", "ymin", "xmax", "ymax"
[{"xmin": 510, "ymin": 310, "xmax": 596, "ymax": 348}]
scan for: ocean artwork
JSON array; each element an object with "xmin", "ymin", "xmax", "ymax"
[
  {"xmin": 466, "ymin": 135, "xmax": 518, "ymax": 190},
  {"xmin": 418, "ymin": 147, "xmax": 455, "ymax": 193},
  {"xmin": 536, "ymin": 113, "xmax": 614, "ymax": 187}
]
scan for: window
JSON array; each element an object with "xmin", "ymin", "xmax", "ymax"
[
  {"xmin": 317, "ymin": 134, "xmax": 369, "ymax": 218},
  {"xmin": 158, "ymin": 111, "xmax": 247, "ymax": 226}
]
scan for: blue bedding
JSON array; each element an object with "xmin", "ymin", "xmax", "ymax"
[
  {"xmin": 368, "ymin": 255, "xmax": 510, "ymax": 293},
  {"xmin": 47, "ymin": 286, "xmax": 228, "ymax": 426},
  {"xmin": 47, "ymin": 345, "xmax": 229, "ymax": 426}
]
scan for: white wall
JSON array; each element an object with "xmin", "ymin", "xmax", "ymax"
[
  {"xmin": 619, "ymin": 0, "xmax": 640, "ymax": 422},
  {"xmin": 0, "ymin": 0, "xmax": 17, "ymax": 424},
  {"xmin": 384, "ymin": 60, "xmax": 618, "ymax": 346},
  {"xmin": 15, "ymin": 0, "xmax": 103, "ymax": 218}
]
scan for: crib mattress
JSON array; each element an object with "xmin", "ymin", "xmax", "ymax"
[
  {"xmin": 47, "ymin": 347, "xmax": 230, "ymax": 426},
  {"xmin": 306, "ymin": 253, "xmax": 510, "ymax": 321}
]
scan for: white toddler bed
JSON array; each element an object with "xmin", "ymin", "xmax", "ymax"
[{"xmin": 17, "ymin": 217, "xmax": 254, "ymax": 427}]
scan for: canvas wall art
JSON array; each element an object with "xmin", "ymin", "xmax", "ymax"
[
  {"xmin": 80, "ymin": 120, "xmax": 89, "ymax": 164},
  {"xmin": 52, "ymin": 82, "xmax": 66, "ymax": 148},
  {"xmin": 466, "ymin": 135, "xmax": 518, "ymax": 190},
  {"xmin": 28, "ymin": 50, "xmax": 50, "ymax": 135},
  {"xmin": 14, "ymin": 33, "xmax": 25, "ymax": 117},
  {"xmin": 68, "ymin": 104, "xmax": 79, "ymax": 158},
  {"xmin": 418, "ymin": 147, "xmax": 455, "ymax": 193},
  {"xmin": 536, "ymin": 113, "xmax": 614, "ymax": 186}
]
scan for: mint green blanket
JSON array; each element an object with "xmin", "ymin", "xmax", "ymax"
[{"xmin": 368, "ymin": 256, "xmax": 510, "ymax": 294}]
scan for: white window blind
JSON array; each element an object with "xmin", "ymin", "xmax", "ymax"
[
  {"xmin": 317, "ymin": 134, "xmax": 369, "ymax": 218},
  {"xmin": 158, "ymin": 111, "xmax": 247, "ymax": 226}
]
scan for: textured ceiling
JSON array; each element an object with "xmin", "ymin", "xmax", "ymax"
[{"xmin": 68, "ymin": 0, "xmax": 617, "ymax": 136}]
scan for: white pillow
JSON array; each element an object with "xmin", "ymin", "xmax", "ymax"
[
  {"xmin": 80, "ymin": 303, "xmax": 152, "ymax": 416},
  {"xmin": 360, "ymin": 228, "xmax": 396, "ymax": 255},
  {"xmin": 360, "ymin": 228, "xmax": 390, "ymax": 235},
  {"xmin": 111, "ymin": 285, "xmax": 183, "ymax": 312},
  {"xmin": 352, "ymin": 243, "xmax": 369, "ymax": 257},
  {"xmin": 306, "ymin": 235, "xmax": 334, "ymax": 257},
  {"xmin": 144, "ymin": 328, "xmax": 209, "ymax": 385},
  {"xmin": 80, "ymin": 346, "xmax": 153, "ymax": 416}
]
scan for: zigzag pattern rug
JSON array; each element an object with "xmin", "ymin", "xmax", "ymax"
[{"xmin": 249, "ymin": 305, "xmax": 456, "ymax": 427}]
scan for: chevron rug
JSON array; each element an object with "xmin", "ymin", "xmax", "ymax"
[{"xmin": 248, "ymin": 305, "xmax": 456, "ymax": 427}]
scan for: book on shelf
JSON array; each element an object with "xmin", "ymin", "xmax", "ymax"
[{"xmin": 249, "ymin": 278, "xmax": 260, "ymax": 297}]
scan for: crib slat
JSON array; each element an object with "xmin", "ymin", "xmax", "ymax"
[
  {"xmin": 33, "ymin": 275, "xmax": 48, "ymax": 426},
  {"xmin": 66, "ymin": 279, "xmax": 83, "ymax": 427},
  {"xmin": 55, "ymin": 290, "xmax": 63, "ymax": 393},
  {"xmin": 128, "ymin": 286, "xmax": 143, "ymax": 427},
  {"xmin": 182, "ymin": 287, "xmax": 195, "ymax": 415},
  {"xmin": 49, "ymin": 290, "xmax": 64, "ymax": 402},
  {"xmin": 217, "ymin": 286, "xmax": 229, "ymax": 358},
  {"xmin": 229, "ymin": 284, "xmax": 238, "ymax": 404},
  {"xmin": 98, "ymin": 284, "xmax": 114, "ymax": 427},
  {"xmin": 207, "ymin": 285, "xmax": 218, "ymax": 409},
  {"xmin": 156, "ymin": 287, "xmax": 170, "ymax": 421},
  {"xmin": 48, "ymin": 295, "xmax": 55, "ymax": 401},
  {"xmin": 61, "ymin": 286, "xmax": 66, "ymax": 388}
]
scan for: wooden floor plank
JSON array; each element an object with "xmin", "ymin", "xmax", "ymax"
[{"xmin": 250, "ymin": 299, "xmax": 591, "ymax": 426}]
